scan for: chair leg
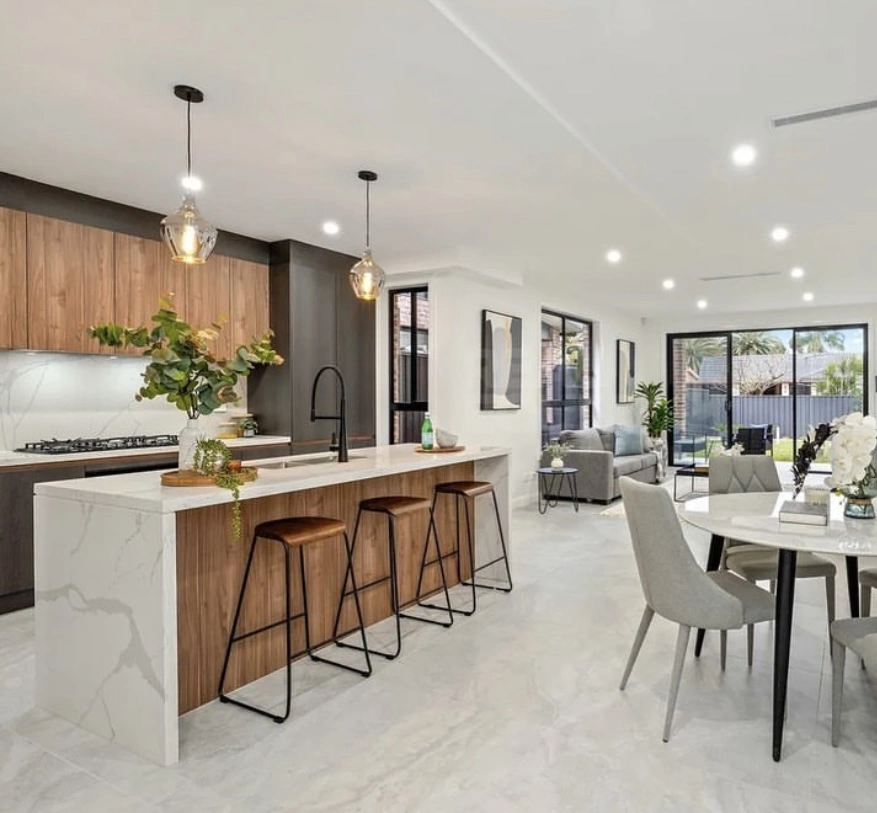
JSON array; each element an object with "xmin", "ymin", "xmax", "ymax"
[
  {"xmin": 401, "ymin": 505, "xmax": 454, "ymax": 627},
  {"xmin": 720, "ymin": 630, "xmax": 727, "ymax": 672},
  {"xmin": 831, "ymin": 638, "xmax": 847, "ymax": 747},
  {"xmin": 619, "ymin": 605, "xmax": 654, "ymax": 690},
  {"xmin": 826, "ymin": 575, "xmax": 836, "ymax": 626},
  {"xmin": 663, "ymin": 624, "xmax": 691, "ymax": 743},
  {"xmin": 331, "ymin": 508, "xmax": 363, "ymax": 641},
  {"xmin": 863, "ymin": 584, "xmax": 872, "ymax": 618},
  {"xmin": 747, "ymin": 625, "xmax": 754, "ymax": 668}
]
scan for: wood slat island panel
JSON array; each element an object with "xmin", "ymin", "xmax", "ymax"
[{"xmin": 176, "ymin": 461, "xmax": 474, "ymax": 713}]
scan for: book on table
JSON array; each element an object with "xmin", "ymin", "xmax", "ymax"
[{"xmin": 778, "ymin": 500, "xmax": 829, "ymax": 526}]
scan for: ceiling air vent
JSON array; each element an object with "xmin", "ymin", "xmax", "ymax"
[
  {"xmin": 773, "ymin": 98, "xmax": 877, "ymax": 128},
  {"xmin": 699, "ymin": 272, "xmax": 781, "ymax": 282}
]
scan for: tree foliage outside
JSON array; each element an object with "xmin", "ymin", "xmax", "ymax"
[
  {"xmin": 796, "ymin": 330, "xmax": 845, "ymax": 354},
  {"xmin": 683, "ymin": 336, "xmax": 723, "ymax": 374},
  {"xmin": 731, "ymin": 331, "xmax": 786, "ymax": 356},
  {"xmin": 815, "ymin": 357, "xmax": 863, "ymax": 396}
]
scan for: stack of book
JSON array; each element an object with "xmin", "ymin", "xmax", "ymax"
[{"xmin": 778, "ymin": 500, "xmax": 829, "ymax": 526}]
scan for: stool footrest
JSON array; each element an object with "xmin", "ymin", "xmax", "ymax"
[
  {"xmin": 219, "ymin": 694, "xmax": 287, "ymax": 724},
  {"xmin": 309, "ymin": 650, "xmax": 372, "ymax": 677},
  {"xmin": 342, "ymin": 573, "xmax": 392, "ymax": 595},
  {"xmin": 460, "ymin": 579, "xmax": 513, "ymax": 593},
  {"xmin": 417, "ymin": 599, "xmax": 475, "ymax": 617},
  {"xmin": 335, "ymin": 639, "xmax": 398, "ymax": 661},
  {"xmin": 230, "ymin": 612, "xmax": 306, "ymax": 645},
  {"xmin": 473, "ymin": 555, "xmax": 508, "ymax": 572},
  {"xmin": 398, "ymin": 610, "xmax": 453, "ymax": 628}
]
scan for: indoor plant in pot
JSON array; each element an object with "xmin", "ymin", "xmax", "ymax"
[
  {"xmin": 543, "ymin": 441, "xmax": 571, "ymax": 470},
  {"xmin": 635, "ymin": 381, "xmax": 674, "ymax": 479},
  {"xmin": 90, "ymin": 296, "xmax": 283, "ymax": 469}
]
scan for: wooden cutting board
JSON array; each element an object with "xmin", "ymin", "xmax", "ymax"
[
  {"xmin": 414, "ymin": 445, "xmax": 466, "ymax": 454},
  {"xmin": 160, "ymin": 467, "xmax": 259, "ymax": 487}
]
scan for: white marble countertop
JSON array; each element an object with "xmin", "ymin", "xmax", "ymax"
[
  {"xmin": 0, "ymin": 435, "xmax": 290, "ymax": 470},
  {"xmin": 34, "ymin": 444, "xmax": 509, "ymax": 514}
]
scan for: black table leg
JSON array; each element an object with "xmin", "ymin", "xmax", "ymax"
[
  {"xmin": 694, "ymin": 533, "xmax": 726, "ymax": 657},
  {"xmin": 569, "ymin": 473, "xmax": 579, "ymax": 512},
  {"xmin": 772, "ymin": 548, "xmax": 797, "ymax": 762},
  {"xmin": 845, "ymin": 556, "xmax": 860, "ymax": 617}
]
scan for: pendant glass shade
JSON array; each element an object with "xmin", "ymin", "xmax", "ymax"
[
  {"xmin": 160, "ymin": 192, "xmax": 218, "ymax": 264},
  {"xmin": 349, "ymin": 249, "xmax": 386, "ymax": 301}
]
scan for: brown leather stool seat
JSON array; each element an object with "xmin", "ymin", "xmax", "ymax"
[
  {"xmin": 333, "ymin": 494, "xmax": 454, "ymax": 661},
  {"xmin": 435, "ymin": 480, "xmax": 495, "ymax": 498},
  {"xmin": 418, "ymin": 479, "xmax": 512, "ymax": 617},
  {"xmin": 219, "ymin": 514, "xmax": 371, "ymax": 724},
  {"xmin": 255, "ymin": 517, "xmax": 347, "ymax": 546}
]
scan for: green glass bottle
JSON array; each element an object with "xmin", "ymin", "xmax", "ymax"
[{"xmin": 421, "ymin": 412, "xmax": 434, "ymax": 450}]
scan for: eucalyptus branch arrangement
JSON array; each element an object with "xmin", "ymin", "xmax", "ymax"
[
  {"xmin": 90, "ymin": 296, "xmax": 283, "ymax": 419},
  {"xmin": 193, "ymin": 438, "xmax": 245, "ymax": 539},
  {"xmin": 543, "ymin": 441, "xmax": 571, "ymax": 460}
]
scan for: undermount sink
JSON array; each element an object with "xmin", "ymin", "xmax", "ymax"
[{"xmin": 258, "ymin": 454, "xmax": 365, "ymax": 469}]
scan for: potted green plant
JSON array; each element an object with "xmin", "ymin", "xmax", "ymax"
[
  {"xmin": 543, "ymin": 441, "xmax": 571, "ymax": 470},
  {"xmin": 90, "ymin": 296, "xmax": 283, "ymax": 469},
  {"xmin": 635, "ymin": 381, "xmax": 674, "ymax": 438},
  {"xmin": 192, "ymin": 438, "xmax": 246, "ymax": 539}
]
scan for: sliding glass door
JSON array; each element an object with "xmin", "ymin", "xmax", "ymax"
[{"xmin": 668, "ymin": 324, "xmax": 868, "ymax": 467}]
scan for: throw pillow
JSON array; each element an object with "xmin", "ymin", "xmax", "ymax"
[{"xmin": 615, "ymin": 425, "xmax": 645, "ymax": 456}]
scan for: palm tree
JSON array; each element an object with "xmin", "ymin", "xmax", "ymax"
[
  {"xmin": 796, "ymin": 330, "xmax": 845, "ymax": 353},
  {"xmin": 683, "ymin": 337, "xmax": 723, "ymax": 374},
  {"xmin": 815, "ymin": 357, "xmax": 863, "ymax": 396},
  {"xmin": 732, "ymin": 331, "xmax": 786, "ymax": 356}
]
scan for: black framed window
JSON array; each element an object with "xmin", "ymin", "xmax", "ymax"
[
  {"xmin": 390, "ymin": 287, "xmax": 429, "ymax": 444},
  {"xmin": 541, "ymin": 310, "xmax": 593, "ymax": 443}
]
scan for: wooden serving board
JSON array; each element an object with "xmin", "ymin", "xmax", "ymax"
[
  {"xmin": 414, "ymin": 445, "xmax": 466, "ymax": 454},
  {"xmin": 161, "ymin": 467, "xmax": 259, "ymax": 487}
]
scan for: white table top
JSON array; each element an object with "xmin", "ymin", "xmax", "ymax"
[{"xmin": 679, "ymin": 492, "xmax": 877, "ymax": 558}]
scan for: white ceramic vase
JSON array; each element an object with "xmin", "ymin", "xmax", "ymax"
[
  {"xmin": 551, "ymin": 457, "xmax": 564, "ymax": 470},
  {"xmin": 178, "ymin": 418, "xmax": 204, "ymax": 470}
]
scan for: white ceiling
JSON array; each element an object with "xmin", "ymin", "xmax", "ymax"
[{"xmin": 1, "ymin": 0, "xmax": 876, "ymax": 316}]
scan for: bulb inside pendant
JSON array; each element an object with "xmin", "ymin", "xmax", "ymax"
[
  {"xmin": 349, "ymin": 248, "xmax": 385, "ymax": 301},
  {"xmin": 160, "ymin": 192, "xmax": 218, "ymax": 264}
]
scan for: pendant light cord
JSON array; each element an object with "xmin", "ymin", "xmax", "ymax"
[
  {"xmin": 365, "ymin": 180, "xmax": 371, "ymax": 249},
  {"xmin": 186, "ymin": 98, "xmax": 193, "ymax": 179}
]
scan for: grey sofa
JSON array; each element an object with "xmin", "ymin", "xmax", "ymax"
[{"xmin": 543, "ymin": 426, "xmax": 659, "ymax": 503}]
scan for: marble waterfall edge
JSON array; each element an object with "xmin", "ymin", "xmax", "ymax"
[{"xmin": 34, "ymin": 496, "xmax": 179, "ymax": 765}]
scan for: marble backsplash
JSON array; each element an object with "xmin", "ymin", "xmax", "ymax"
[{"xmin": 0, "ymin": 351, "xmax": 246, "ymax": 450}]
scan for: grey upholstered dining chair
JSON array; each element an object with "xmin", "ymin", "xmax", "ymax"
[
  {"xmin": 830, "ymin": 616, "xmax": 877, "ymax": 746},
  {"xmin": 619, "ymin": 477, "xmax": 775, "ymax": 742},
  {"xmin": 709, "ymin": 455, "xmax": 836, "ymax": 666},
  {"xmin": 860, "ymin": 568, "xmax": 877, "ymax": 616}
]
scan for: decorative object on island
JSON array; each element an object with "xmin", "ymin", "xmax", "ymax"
[
  {"xmin": 792, "ymin": 412, "xmax": 877, "ymax": 519},
  {"xmin": 421, "ymin": 413, "xmax": 434, "ymax": 450},
  {"xmin": 480, "ymin": 309, "xmax": 522, "ymax": 410},
  {"xmin": 193, "ymin": 438, "xmax": 246, "ymax": 539},
  {"xmin": 349, "ymin": 170, "xmax": 386, "ymax": 301},
  {"xmin": 160, "ymin": 85, "xmax": 218, "ymax": 264},
  {"xmin": 90, "ymin": 297, "xmax": 283, "ymax": 469},
  {"xmin": 436, "ymin": 428, "xmax": 458, "ymax": 448},
  {"xmin": 543, "ymin": 440, "xmax": 571, "ymax": 470},
  {"xmin": 617, "ymin": 340, "xmax": 636, "ymax": 404}
]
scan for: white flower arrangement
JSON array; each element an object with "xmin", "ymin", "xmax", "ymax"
[{"xmin": 825, "ymin": 412, "xmax": 877, "ymax": 495}]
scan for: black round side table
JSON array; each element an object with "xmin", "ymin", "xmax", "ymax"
[{"xmin": 536, "ymin": 467, "xmax": 579, "ymax": 514}]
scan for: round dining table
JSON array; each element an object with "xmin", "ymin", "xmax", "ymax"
[{"xmin": 679, "ymin": 491, "xmax": 876, "ymax": 762}]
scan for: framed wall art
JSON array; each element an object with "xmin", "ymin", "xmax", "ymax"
[
  {"xmin": 616, "ymin": 339, "xmax": 636, "ymax": 404},
  {"xmin": 481, "ymin": 309, "xmax": 522, "ymax": 410}
]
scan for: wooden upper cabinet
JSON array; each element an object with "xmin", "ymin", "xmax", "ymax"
[
  {"xmin": 26, "ymin": 214, "xmax": 114, "ymax": 353},
  {"xmin": 114, "ymin": 233, "xmax": 187, "ymax": 327},
  {"xmin": 0, "ymin": 207, "xmax": 27, "ymax": 349},
  {"xmin": 179, "ymin": 254, "xmax": 232, "ymax": 359},
  {"xmin": 228, "ymin": 258, "xmax": 270, "ymax": 352}
]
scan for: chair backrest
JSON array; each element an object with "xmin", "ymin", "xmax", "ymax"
[
  {"xmin": 734, "ymin": 425, "xmax": 770, "ymax": 455},
  {"xmin": 620, "ymin": 477, "xmax": 743, "ymax": 628},
  {"xmin": 709, "ymin": 455, "xmax": 781, "ymax": 495}
]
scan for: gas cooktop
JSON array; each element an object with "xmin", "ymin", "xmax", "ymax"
[{"xmin": 16, "ymin": 434, "xmax": 179, "ymax": 455}]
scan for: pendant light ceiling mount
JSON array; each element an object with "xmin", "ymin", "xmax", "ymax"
[
  {"xmin": 160, "ymin": 83, "xmax": 217, "ymax": 265},
  {"xmin": 349, "ymin": 169, "xmax": 386, "ymax": 301}
]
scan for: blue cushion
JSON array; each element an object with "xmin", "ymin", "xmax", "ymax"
[{"xmin": 615, "ymin": 425, "xmax": 645, "ymax": 456}]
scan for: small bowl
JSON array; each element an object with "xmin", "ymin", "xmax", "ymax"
[{"xmin": 436, "ymin": 429, "xmax": 458, "ymax": 448}]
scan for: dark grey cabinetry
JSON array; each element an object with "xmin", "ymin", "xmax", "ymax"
[
  {"xmin": 0, "ymin": 464, "xmax": 85, "ymax": 613},
  {"xmin": 248, "ymin": 240, "xmax": 375, "ymax": 455}
]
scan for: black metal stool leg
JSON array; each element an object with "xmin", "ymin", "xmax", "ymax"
[
  {"xmin": 331, "ymin": 508, "xmax": 363, "ymax": 642},
  {"xmin": 218, "ymin": 532, "xmax": 259, "ymax": 702},
  {"xmin": 460, "ymin": 490, "xmax": 513, "ymax": 594},
  {"xmin": 401, "ymin": 505, "xmax": 454, "ymax": 627}
]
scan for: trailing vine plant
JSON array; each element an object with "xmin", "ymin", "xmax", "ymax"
[{"xmin": 193, "ymin": 438, "xmax": 245, "ymax": 540}]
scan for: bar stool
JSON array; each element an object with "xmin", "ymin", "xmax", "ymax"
[
  {"xmin": 332, "ymin": 496, "xmax": 453, "ymax": 660},
  {"xmin": 218, "ymin": 516, "xmax": 371, "ymax": 723},
  {"xmin": 418, "ymin": 480, "xmax": 512, "ymax": 617}
]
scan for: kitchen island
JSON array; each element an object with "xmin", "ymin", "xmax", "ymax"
[{"xmin": 33, "ymin": 444, "xmax": 509, "ymax": 765}]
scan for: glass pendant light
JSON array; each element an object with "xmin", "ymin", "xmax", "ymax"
[
  {"xmin": 160, "ymin": 85, "xmax": 217, "ymax": 264},
  {"xmin": 349, "ymin": 170, "xmax": 386, "ymax": 300}
]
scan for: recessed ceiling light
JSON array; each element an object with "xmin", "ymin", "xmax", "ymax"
[
  {"xmin": 662, "ymin": 279, "xmax": 675, "ymax": 290},
  {"xmin": 803, "ymin": 291, "xmax": 814, "ymax": 302},
  {"xmin": 771, "ymin": 226, "xmax": 790, "ymax": 243},
  {"xmin": 731, "ymin": 143, "xmax": 757, "ymax": 167},
  {"xmin": 790, "ymin": 266, "xmax": 805, "ymax": 279},
  {"xmin": 697, "ymin": 299, "xmax": 707, "ymax": 309},
  {"xmin": 606, "ymin": 249, "xmax": 622, "ymax": 264},
  {"xmin": 181, "ymin": 175, "xmax": 203, "ymax": 192},
  {"xmin": 322, "ymin": 220, "xmax": 340, "ymax": 236}
]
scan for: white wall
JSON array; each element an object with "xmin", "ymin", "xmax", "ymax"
[
  {"xmin": 376, "ymin": 270, "xmax": 647, "ymax": 505},
  {"xmin": 0, "ymin": 351, "xmax": 246, "ymax": 451}
]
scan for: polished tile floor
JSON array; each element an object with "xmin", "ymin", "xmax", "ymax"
[{"xmin": 1, "ymin": 494, "xmax": 876, "ymax": 811}]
